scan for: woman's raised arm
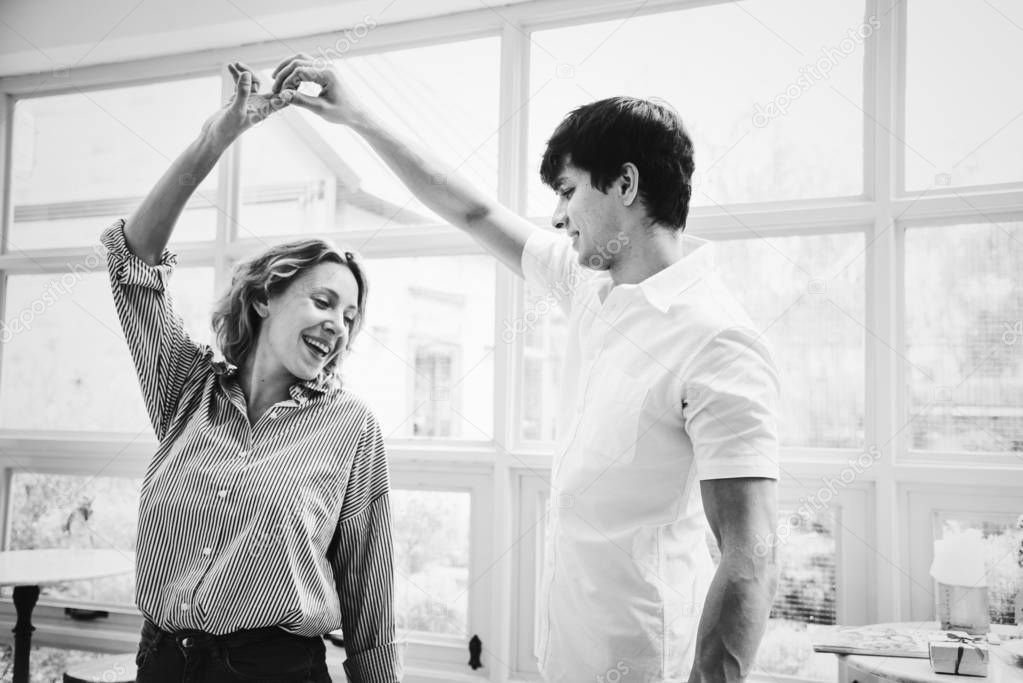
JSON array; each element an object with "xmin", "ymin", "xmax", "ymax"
[{"xmin": 125, "ymin": 63, "xmax": 288, "ymax": 264}]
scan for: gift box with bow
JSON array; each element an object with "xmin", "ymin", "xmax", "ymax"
[{"xmin": 928, "ymin": 631, "xmax": 989, "ymax": 677}]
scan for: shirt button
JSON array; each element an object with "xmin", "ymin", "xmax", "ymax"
[
  {"xmin": 181, "ymin": 603, "xmax": 190, "ymax": 611},
  {"xmin": 217, "ymin": 489, "xmax": 228, "ymax": 499},
  {"xmin": 269, "ymin": 411, "xmax": 278, "ymax": 420},
  {"xmin": 239, "ymin": 450, "xmax": 248, "ymax": 459},
  {"xmin": 201, "ymin": 547, "xmax": 212, "ymax": 556}
]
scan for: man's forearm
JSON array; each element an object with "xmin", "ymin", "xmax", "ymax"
[
  {"xmin": 348, "ymin": 112, "xmax": 499, "ymax": 231},
  {"xmin": 688, "ymin": 556, "xmax": 778, "ymax": 683}
]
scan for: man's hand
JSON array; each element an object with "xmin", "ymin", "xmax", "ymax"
[
  {"xmin": 200, "ymin": 62, "xmax": 290, "ymax": 147},
  {"xmin": 270, "ymin": 53, "xmax": 365, "ymax": 126}
]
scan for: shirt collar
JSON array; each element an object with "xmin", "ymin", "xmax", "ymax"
[
  {"xmin": 292, "ymin": 373, "xmax": 338, "ymax": 401},
  {"xmin": 633, "ymin": 235, "xmax": 714, "ymax": 313},
  {"xmin": 212, "ymin": 360, "xmax": 338, "ymax": 404}
]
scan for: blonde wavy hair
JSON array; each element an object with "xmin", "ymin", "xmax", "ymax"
[{"xmin": 211, "ymin": 239, "xmax": 368, "ymax": 375}]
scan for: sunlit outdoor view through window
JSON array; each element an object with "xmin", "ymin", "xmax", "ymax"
[{"xmin": 905, "ymin": 223, "xmax": 1023, "ymax": 453}]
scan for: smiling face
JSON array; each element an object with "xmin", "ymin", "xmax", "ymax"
[
  {"xmin": 550, "ymin": 162, "xmax": 629, "ymax": 271},
  {"xmin": 255, "ymin": 261, "xmax": 360, "ymax": 381}
]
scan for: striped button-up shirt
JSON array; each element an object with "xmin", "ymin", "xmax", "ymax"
[{"xmin": 102, "ymin": 220, "xmax": 400, "ymax": 682}]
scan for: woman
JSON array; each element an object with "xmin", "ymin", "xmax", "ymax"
[{"xmin": 103, "ymin": 63, "xmax": 400, "ymax": 682}]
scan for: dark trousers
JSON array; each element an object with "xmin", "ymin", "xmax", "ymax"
[{"xmin": 135, "ymin": 619, "xmax": 333, "ymax": 683}]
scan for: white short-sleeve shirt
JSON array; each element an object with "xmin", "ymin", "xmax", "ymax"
[{"xmin": 521, "ymin": 229, "xmax": 781, "ymax": 683}]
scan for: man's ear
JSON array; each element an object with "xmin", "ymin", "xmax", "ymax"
[{"xmin": 619, "ymin": 163, "xmax": 640, "ymax": 207}]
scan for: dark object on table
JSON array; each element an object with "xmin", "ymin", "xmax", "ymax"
[{"xmin": 65, "ymin": 608, "xmax": 110, "ymax": 621}]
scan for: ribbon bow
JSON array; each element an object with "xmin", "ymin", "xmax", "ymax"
[{"xmin": 944, "ymin": 631, "xmax": 985, "ymax": 674}]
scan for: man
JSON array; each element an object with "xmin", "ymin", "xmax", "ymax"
[{"xmin": 267, "ymin": 54, "xmax": 780, "ymax": 683}]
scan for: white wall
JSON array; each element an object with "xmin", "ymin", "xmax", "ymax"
[{"xmin": 0, "ymin": 0, "xmax": 531, "ymax": 77}]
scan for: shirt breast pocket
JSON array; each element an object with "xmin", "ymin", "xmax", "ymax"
[{"xmin": 575, "ymin": 366, "xmax": 649, "ymax": 469}]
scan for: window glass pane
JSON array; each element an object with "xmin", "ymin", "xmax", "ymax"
[
  {"xmin": 238, "ymin": 38, "xmax": 499, "ymax": 238},
  {"xmin": 527, "ymin": 0, "xmax": 865, "ymax": 216},
  {"xmin": 709, "ymin": 506, "xmax": 838, "ymax": 681},
  {"xmin": 936, "ymin": 518, "xmax": 1021, "ymax": 626},
  {"xmin": 0, "ymin": 267, "xmax": 214, "ymax": 431},
  {"xmin": 905, "ymin": 0, "xmax": 1023, "ymax": 190},
  {"xmin": 517, "ymin": 289, "xmax": 567, "ymax": 442},
  {"xmin": 7, "ymin": 473, "xmax": 139, "ymax": 606},
  {"xmin": 714, "ymin": 233, "xmax": 866, "ymax": 448},
  {"xmin": 905, "ymin": 222, "xmax": 1023, "ymax": 453},
  {"xmin": 11, "ymin": 77, "xmax": 221, "ymax": 249},
  {"xmin": 391, "ymin": 489, "xmax": 470, "ymax": 636},
  {"xmin": 345, "ymin": 256, "xmax": 495, "ymax": 439}
]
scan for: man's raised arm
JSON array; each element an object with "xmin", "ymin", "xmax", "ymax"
[{"xmin": 266, "ymin": 54, "xmax": 537, "ymax": 277}]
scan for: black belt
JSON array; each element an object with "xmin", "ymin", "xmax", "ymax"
[{"xmin": 146, "ymin": 620, "xmax": 311, "ymax": 652}]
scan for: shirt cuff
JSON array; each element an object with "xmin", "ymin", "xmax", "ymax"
[
  {"xmin": 697, "ymin": 458, "xmax": 780, "ymax": 481},
  {"xmin": 342, "ymin": 643, "xmax": 402, "ymax": 682},
  {"xmin": 101, "ymin": 218, "xmax": 177, "ymax": 291}
]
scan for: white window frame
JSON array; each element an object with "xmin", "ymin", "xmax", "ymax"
[
  {"xmin": 388, "ymin": 464, "xmax": 495, "ymax": 678},
  {"xmin": 0, "ymin": 1, "xmax": 1020, "ymax": 682},
  {"xmin": 900, "ymin": 484, "xmax": 1023, "ymax": 624}
]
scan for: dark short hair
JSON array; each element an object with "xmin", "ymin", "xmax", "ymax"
[
  {"xmin": 211, "ymin": 239, "xmax": 369, "ymax": 375},
  {"xmin": 540, "ymin": 96, "xmax": 695, "ymax": 230}
]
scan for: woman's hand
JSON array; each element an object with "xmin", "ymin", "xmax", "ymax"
[
  {"xmin": 200, "ymin": 62, "xmax": 290, "ymax": 147},
  {"xmin": 269, "ymin": 54, "xmax": 366, "ymax": 126}
]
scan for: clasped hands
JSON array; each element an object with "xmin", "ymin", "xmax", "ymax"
[{"xmin": 202, "ymin": 55, "xmax": 361, "ymax": 148}]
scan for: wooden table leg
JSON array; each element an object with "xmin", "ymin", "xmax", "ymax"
[{"xmin": 12, "ymin": 585, "xmax": 40, "ymax": 683}]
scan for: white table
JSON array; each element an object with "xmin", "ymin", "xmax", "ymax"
[
  {"xmin": 0, "ymin": 549, "xmax": 134, "ymax": 683},
  {"xmin": 838, "ymin": 623, "xmax": 1023, "ymax": 683}
]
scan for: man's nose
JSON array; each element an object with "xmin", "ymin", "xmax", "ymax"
[{"xmin": 551, "ymin": 211, "xmax": 567, "ymax": 231}]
